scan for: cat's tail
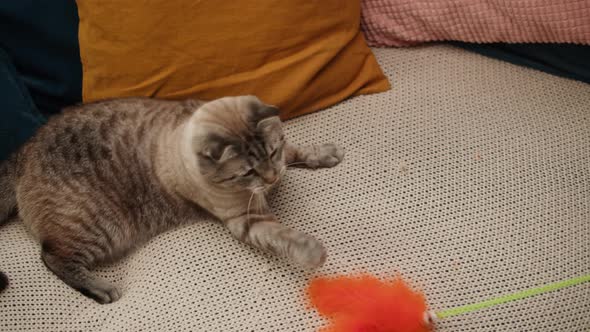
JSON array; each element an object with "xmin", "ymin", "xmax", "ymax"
[
  {"xmin": 0, "ymin": 272, "xmax": 7, "ymax": 293},
  {"xmin": 0, "ymin": 153, "xmax": 19, "ymax": 293},
  {"xmin": 0, "ymin": 153, "xmax": 18, "ymax": 223}
]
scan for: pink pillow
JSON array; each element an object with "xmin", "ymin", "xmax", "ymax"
[{"xmin": 361, "ymin": 0, "xmax": 590, "ymax": 47}]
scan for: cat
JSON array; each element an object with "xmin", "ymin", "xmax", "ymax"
[{"xmin": 0, "ymin": 95, "xmax": 343, "ymax": 303}]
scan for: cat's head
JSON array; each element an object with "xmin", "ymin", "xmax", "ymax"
[{"xmin": 187, "ymin": 96, "xmax": 286, "ymax": 192}]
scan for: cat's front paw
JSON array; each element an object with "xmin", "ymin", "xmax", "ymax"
[
  {"xmin": 81, "ymin": 280, "xmax": 122, "ymax": 304},
  {"xmin": 308, "ymin": 143, "xmax": 344, "ymax": 169},
  {"xmin": 290, "ymin": 235, "xmax": 327, "ymax": 269}
]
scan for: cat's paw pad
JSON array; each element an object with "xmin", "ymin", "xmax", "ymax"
[
  {"xmin": 291, "ymin": 236, "xmax": 327, "ymax": 269},
  {"xmin": 310, "ymin": 143, "xmax": 344, "ymax": 168}
]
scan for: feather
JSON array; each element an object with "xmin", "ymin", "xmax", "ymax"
[{"xmin": 308, "ymin": 274, "xmax": 431, "ymax": 332}]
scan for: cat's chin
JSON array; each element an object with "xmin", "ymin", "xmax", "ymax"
[
  {"xmin": 246, "ymin": 182, "xmax": 281, "ymax": 195},
  {"xmin": 263, "ymin": 183, "xmax": 280, "ymax": 195}
]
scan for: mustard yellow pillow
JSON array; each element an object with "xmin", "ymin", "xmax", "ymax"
[{"xmin": 77, "ymin": 1, "xmax": 390, "ymax": 119}]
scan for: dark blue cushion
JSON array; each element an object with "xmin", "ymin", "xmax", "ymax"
[
  {"xmin": 454, "ymin": 42, "xmax": 590, "ymax": 85},
  {"xmin": 0, "ymin": 0, "xmax": 81, "ymax": 160},
  {"xmin": 0, "ymin": 48, "xmax": 45, "ymax": 160},
  {"xmin": 0, "ymin": 0, "xmax": 82, "ymax": 115}
]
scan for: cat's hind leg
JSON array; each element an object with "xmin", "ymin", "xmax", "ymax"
[
  {"xmin": 284, "ymin": 143, "xmax": 344, "ymax": 169},
  {"xmin": 41, "ymin": 238, "xmax": 121, "ymax": 304}
]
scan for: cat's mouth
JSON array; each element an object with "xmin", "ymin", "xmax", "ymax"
[
  {"xmin": 264, "ymin": 180, "xmax": 280, "ymax": 193},
  {"xmin": 263, "ymin": 167, "xmax": 285, "ymax": 192},
  {"xmin": 249, "ymin": 167, "xmax": 284, "ymax": 194},
  {"xmin": 250, "ymin": 179, "xmax": 281, "ymax": 195}
]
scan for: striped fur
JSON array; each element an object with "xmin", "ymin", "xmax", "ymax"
[{"xmin": 0, "ymin": 95, "xmax": 344, "ymax": 302}]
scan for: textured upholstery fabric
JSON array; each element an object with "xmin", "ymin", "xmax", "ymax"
[
  {"xmin": 1, "ymin": 45, "xmax": 589, "ymax": 331},
  {"xmin": 360, "ymin": 0, "xmax": 590, "ymax": 47}
]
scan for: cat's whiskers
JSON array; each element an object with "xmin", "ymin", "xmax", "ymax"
[
  {"xmin": 247, "ymin": 186, "xmax": 265, "ymax": 222},
  {"xmin": 272, "ymin": 168, "xmax": 286, "ymax": 186},
  {"xmin": 261, "ymin": 167, "xmax": 286, "ymax": 194},
  {"xmin": 286, "ymin": 161, "xmax": 308, "ymax": 167},
  {"xmin": 279, "ymin": 166, "xmax": 287, "ymax": 177},
  {"xmin": 246, "ymin": 192, "xmax": 255, "ymax": 223},
  {"xmin": 256, "ymin": 192, "xmax": 265, "ymax": 215},
  {"xmin": 248, "ymin": 166, "xmax": 286, "ymax": 220}
]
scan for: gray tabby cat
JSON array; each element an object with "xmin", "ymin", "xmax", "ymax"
[{"xmin": 0, "ymin": 95, "xmax": 343, "ymax": 303}]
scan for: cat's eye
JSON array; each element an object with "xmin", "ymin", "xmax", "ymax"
[
  {"xmin": 270, "ymin": 145, "xmax": 283, "ymax": 158},
  {"xmin": 243, "ymin": 169, "xmax": 256, "ymax": 177}
]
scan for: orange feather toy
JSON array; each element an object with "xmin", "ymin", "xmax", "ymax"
[{"xmin": 308, "ymin": 274, "xmax": 432, "ymax": 332}]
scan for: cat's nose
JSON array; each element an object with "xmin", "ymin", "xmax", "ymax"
[{"xmin": 262, "ymin": 170, "xmax": 278, "ymax": 184}]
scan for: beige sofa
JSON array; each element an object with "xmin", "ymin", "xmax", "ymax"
[{"xmin": 1, "ymin": 45, "xmax": 589, "ymax": 331}]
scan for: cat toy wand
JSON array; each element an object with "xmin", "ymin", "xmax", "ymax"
[{"xmin": 307, "ymin": 273, "xmax": 590, "ymax": 332}]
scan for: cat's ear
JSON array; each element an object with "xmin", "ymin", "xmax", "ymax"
[
  {"xmin": 199, "ymin": 135, "xmax": 237, "ymax": 163},
  {"xmin": 253, "ymin": 104, "xmax": 281, "ymax": 130},
  {"xmin": 250, "ymin": 104, "xmax": 280, "ymax": 125},
  {"xmin": 254, "ymin": 105, "xmax": 279, "ymax": 120},
  {"xmin": 201, "ymin": 143, "xmax": 238, "ymax": 162},
  {"xmin": 257, "ymin": 116, "xmax": 281, "ymax": 135}
]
